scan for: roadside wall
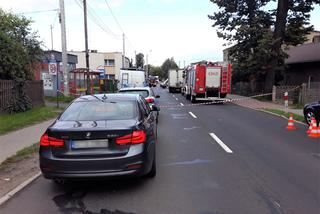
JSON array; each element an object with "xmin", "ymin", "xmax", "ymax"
[{"xmin": 0, "ymin": 80, "xmax": 44, "ymax": 112}]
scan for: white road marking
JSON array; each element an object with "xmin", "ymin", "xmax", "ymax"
[
  {"xmin": 180, "ymin": 103, "xmax": 184, "ymax": 106},
  {"xmin": 209, "ymin": 133, "xmax": 233, "ymax": 153},
  {"xmin": 173, "ymin": 95, "xmax": 176, "ymax": 98},
  {"xmin": 175, "ymin": 98, "xmax": 178, "ymax": 101},
  {"xmin": 189, "ymin": 111, "xmax": 197, "ymax": 118}
]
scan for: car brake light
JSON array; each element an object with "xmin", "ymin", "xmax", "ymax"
[
  {"xmin": 145, "ymin": 98, "xmax": 154, "ymax": 103},
  {"xmin": 40, "ymin": 134, "xmax": 64, "ymax": 147},
  {"xmin": 116, "ymin": 131, "xmax": 146, "ymax": 145}
]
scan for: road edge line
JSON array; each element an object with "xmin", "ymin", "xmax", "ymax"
[{"xmin": 0, "ymin": 172, "xmax": 41, "ymax": 206}]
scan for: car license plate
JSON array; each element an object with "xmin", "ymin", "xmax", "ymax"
[{"xmin": 71, "ymin": 140, "xmax": 108, "ymax": 149}]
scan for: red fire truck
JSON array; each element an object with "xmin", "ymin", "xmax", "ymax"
[{"xmin": 182, "ymin": 61, "xmax": 231, "ymax": 103}]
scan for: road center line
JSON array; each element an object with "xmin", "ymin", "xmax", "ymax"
[
  {"xmin": 209, "ymin": 133, "xmax": 233, "ymax": 153},
  {"xmin": 189, "ymin": 111, "xmax": 197, "ymax": 118},
  {"xmin": 175, "ymin": 98, "xmax": 178, "ymax": 101},
  {"xmin": 173, "ymin": 95, "xmax": 176, "ymax": 98},
  {"xmin": 180, "ymin": 103, "xmax": 184, "ymax": 106}
]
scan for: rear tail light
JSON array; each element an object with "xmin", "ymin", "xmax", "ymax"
[
  {"xmin": 116, "ymin": 131, "xmax": 146, "ymax": 145},
  {"xmin": 40, "ymin": 134, "xmax": 65, "ymax": 147},
  {"xmin": 145, "ymin": 98, "xmax": 154, "ymax": 103}
]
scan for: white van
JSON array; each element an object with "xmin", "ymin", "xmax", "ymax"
[{"xmin": 119, "ymin": 69, "xmax": 146, "ymax": 89}]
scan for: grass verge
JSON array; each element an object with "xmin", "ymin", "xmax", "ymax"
[
  {"xmin": 0, "ymin": 143, "xmax": 38, "ymax": 170},
  {"xmin": 45, "ymin": 95, "xmax": 75, "ymax": 103},
  {"xmin": 263, "ymin": 108, "xmax": 305, "ymax": 123},
  {"xmin": 0, "ymin": 106, "xmax": 62, "ymax": 135}
]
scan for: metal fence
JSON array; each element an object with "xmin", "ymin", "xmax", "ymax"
[
  {"xmin": 272, "ymin": 82, "xmax": 320, "ymax": 104},
  {"xmin": 0, "ymin": 80, "xmax": 44, "ymax": 112}
]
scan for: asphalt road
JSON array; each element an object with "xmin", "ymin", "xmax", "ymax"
[{"xmin": 1, "ymin": 87, "xmax": 319, "ymax": 214}]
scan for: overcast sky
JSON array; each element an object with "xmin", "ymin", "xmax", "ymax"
[{"xmin": 1, "ymin": 0, "xmax": 320, "ymax": 66}]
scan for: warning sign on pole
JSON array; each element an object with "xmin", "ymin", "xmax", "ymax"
[{"xmin": 49, "ymin": 62, "xmax": 57, "ymax": 75}]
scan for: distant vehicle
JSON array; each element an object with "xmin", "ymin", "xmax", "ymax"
[
  {"xmin": 160, "ymin": 79, "xmax": 168, "ymax": 88},
  {"xmin": 168, "ymin": 69, "xmax": 184, "ymax": 93},
  {"xmin": 118, "ymin": 87, "xmax": 160, "ymax": 122},
  {"xmin": 148, "ymin": 76, "xmax": 157, "ymax": 87},
  {"xmin": 39, "ymin": 94, "xmax": 157, "ymax": 183},
  {"xmin": 119, "ymin": 69, "xmax": 146, "ymax": 89},
  {"xmin": 303, "ymin": 101, "xmax": 320, "ymax": 125},
  {"xmin": 183, "ymin": 61, "xmax": 232, "ymax": 103}
]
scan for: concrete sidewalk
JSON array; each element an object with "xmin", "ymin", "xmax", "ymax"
[
  {"xmin": 228, "ymin": 94, "xmax": 304, "ymax": 116},
  {"xmin": 0, "ymin": 119, "xmax": 55, "ymax": 164}
]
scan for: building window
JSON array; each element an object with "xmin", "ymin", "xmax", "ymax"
[{"xmin": 104, "ymin": 59, "xmax": 115, "ymax": 66}]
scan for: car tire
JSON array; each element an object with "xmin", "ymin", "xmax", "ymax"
[
  {"xmin": 146, "ymin": 155, "xmax": 156, "ymax": 178},
  {"xmin": 186, "ymin": 94, "xmax": 191, "ymax": 100},
  {"xmin": 305, "ymin": 109, "xmax": 315, "ymax": 125},
  {"xmin": 191, "ymin": 95, "xmax": 196, "ymax": 103}
]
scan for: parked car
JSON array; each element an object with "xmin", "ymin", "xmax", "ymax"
[
  {"xmin": 118, "ymin": 87, "xmax": 160, "ymax": 122},
  {"xmin": 303, "ymin": 101, "xmax": 320, "ymax": 125},
  {"xmin": 39, "ymin": 94, "xmax": 158, "ymax": 183}
]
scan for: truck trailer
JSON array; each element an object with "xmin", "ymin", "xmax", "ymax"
[{"xmin": 168, "ymin": 69, "xmax": 184, "ymax": 93}]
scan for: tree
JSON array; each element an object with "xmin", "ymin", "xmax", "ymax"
[
  {"xmin": 160, "ymin": 57, "xmax": 179, "ymax": 79},
  {"xmin": 208, "ymin": 0, "xmax": 319, "ymax": 92},
  {"xmin": 0, "ymin": 9, "xmax": 42, "ymax": 112},
  {"xmin": 0, "ymin": 9, "xmax": 42, "ymax": 80},
  {"xmin": 135, "ymin": 53, "xmax": 144, "ymax": 68},
  {"xmin": 149, "ymin": 65, "xmax": 164, "ymax": 79}
]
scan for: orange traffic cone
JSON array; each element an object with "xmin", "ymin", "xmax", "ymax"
[
  {"xmin": 308, "ymin": 118, "xmax": 319, "ymax": 138},
  {"xmin": 306, "ymin": 118, "xmax": 315, "ymax": 134},
  {"xmin": 286, "ymin": 114, "xmax": 296, "ymax": 130}
]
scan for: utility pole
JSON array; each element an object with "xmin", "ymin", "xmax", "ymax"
[
  {"xmin": 122, "ymin": 33, "xmax": 125, "ymax": 68},
  {"xmin": 50, "ymin": 25, "xmax": 54, "ymax": 50},
  {"xmin": 83, "ymin": 0, "xmax": 90, "ymax": 95},
  {"xmin": 134, "ymin": 50, "xmax": 137, "ymax": 68},
  {"xmin": 146, "ymin": 54, "xmax": 148, "ymax": 78},
  {"xmin": 59, "ymin": 0, "xmax": 69, "ymax": 95}
]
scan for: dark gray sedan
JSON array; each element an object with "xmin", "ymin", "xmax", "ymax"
[{"xmin": 39, "ymin": 94, "xmax": 157, "ymax": 183}]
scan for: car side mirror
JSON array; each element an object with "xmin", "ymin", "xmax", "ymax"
[
  {"xmin": 151, "ymin": 105, "xmax": 159, "ymax": 111},
  {"xmin": 156, "ymin": 95, "xmax": 160, "ymax": 98}
]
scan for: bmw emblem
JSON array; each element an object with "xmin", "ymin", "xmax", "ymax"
[{"xmin": 85, "ymin": 132, "xmax": 91, "ymax": 139}]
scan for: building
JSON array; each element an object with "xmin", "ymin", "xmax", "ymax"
[
  {"xmin": 283, "ymin": 37, "xmax": 320, "ymax": 85},
  {"xmin": 69, "ymin": 51, "xmax": 130, "ymax": 80},
  {"xmin": 34, "ymin": 50, "xmax": 78, "ymax": 96},
  {"xmin": 222, "ymin": 30, "xmax": 320, "ymax": 63}
]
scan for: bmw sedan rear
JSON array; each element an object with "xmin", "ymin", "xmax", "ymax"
[{"xmin": 39, "ymin": 94, "xmax": 157, "ymax": 182}]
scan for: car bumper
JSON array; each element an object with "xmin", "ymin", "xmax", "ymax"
[{"xmin": 40, "ymin": 144, "xmax": 154, "ymax": 179}]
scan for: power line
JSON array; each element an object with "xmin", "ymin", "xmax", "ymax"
[
  {"xmin": 74, "ymin": 0, "xmax": 121, "ymax": 39},
  {"xmin": 103, "ymin": 0, "xmax": 125, "ymax": 33},
  {"xmin": 103, "ymin": 0, "xmax": 136, "ymax": 51},
  {"xmin": 17, "ymin": 9, "xmax": 59, "ymax": 15},
  {"xmin": 87, "ymin": 1, "xmax": 121, "ymax": 38}
]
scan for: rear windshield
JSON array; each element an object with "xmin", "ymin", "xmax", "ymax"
[
  {"xmin": 119, "ymin": 90, "xmax": 149, "ymax": 98},
  {"xmin": 59, "ymin": 101, "xmax": 137, "ymax": 121}
]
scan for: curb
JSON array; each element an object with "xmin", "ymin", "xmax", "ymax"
[
  {"xmin": 231, "ymin": 103, "xmax": 307, "ymax": 126},
  {"xmin": 258, "ymin": 109, "xmax": 307, "ymax": 126},
  {"xmin": 0, "ymin": 172, "xmax": 41, "ymax": 206}
]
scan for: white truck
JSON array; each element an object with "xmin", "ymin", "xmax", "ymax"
[
  {"xmin": 119, "ymin": 69, "xmax": 146, "ymax": 89},
  {"xmin": 168, "ymin": 69, "xmax": 184, "ymax": 93}
]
